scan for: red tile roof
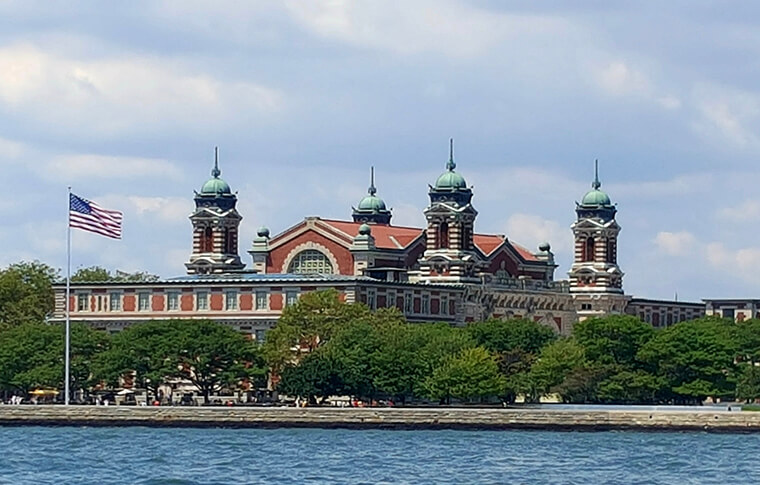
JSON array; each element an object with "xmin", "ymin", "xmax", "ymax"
[
  {"xmin": 319, "ymin": 219, "xmax": 538, "ymax": 261},
  {"xmin": 319, "ymin": 219, "xmax": 424, "ymax": 250}
]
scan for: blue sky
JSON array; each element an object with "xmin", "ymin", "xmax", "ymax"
[{"xmin": 1, "ymin": 1, "xmax": 759, "ymax": 301}]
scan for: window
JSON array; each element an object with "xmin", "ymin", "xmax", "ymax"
[
  {"xmin": 440, "ymin": 295, "xmax": 448, "ymax": 315},
  {"xmin": 201, "ymin": 227, "xmax": 213, "ymax": 252},
  {"xmin": 96, "ymin": 295, "xmax": 106, "ymax": 312},
  {"xmin": 109, "ymin": 292, "xmax": 121, "ymax": 312},
  {"xmin": 438, "ymin": 222, "xmax": 449, "ymax": 249},
  {"xmin": 580, "ymin": 303, "xmax": 592, "ymax": 311},
  {"xmin": 723, "ymin": 308, "xmax": 735, "ymax": 321},
  {"xmin": 421, "ymin": 294, "xmax": 430, "ymax": 314},
  {"xmin": 196, "ymin": 291, "xmax": 208, "ymax": 311},
  {"xmin": 256, "ymin": 291, "xmax": 269, "ymax": 310},
  {"xmin": 225, "ymin": 291, "xmax": 238, "ymax": 310},
  {"xmin": 77, "ymin": 293, "xmax": 89, "ymax": 312},
  {"xmin": 287, "ymin": 250, "xmax": 333, "ymax": 274},
  {"xmin": 387, "ymin": 290, "xmax": 396, "ymax": 309},
  {"xmin": 138, "ymin": 292, "xmax": 150, "ymax": 312},
  {"xmin": 168, "ymin": 291, "xmax": 180, "ymax": 311},
  {"xmin": 584, "ymin": 237, "xmax": 595, "ymax": 262},
  {"xmin": 367, "ymin": 288, "xmax": 376, "ymax": 310},
  {"xmin": 404, "ymin": 293, "xmax": 413, "ymax": 313},
  {"xmin": 286, "ymin": 290, "xmax": 299, "ymax": 307},
  {"xmin": 254, "ymin": 329, "xmax": 267, "ymax": 343}
]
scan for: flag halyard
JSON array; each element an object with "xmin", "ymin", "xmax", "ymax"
[{"xmin": 69, "ymin": 193, "xmax": 123, "ymax": 240}]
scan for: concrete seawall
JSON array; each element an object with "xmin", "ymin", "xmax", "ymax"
[{"xmin": 2, "ymin": 406, "xmax": 760, "ymax": 432}]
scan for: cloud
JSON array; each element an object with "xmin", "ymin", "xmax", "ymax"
[
  {"xmin": 41, "ymin": 154, "xmax": 183, "ymax": 182},
  {"xmin": 715, "ymin": 199, "xmax": 760, "ymax": 223},
  {"xmin": 0, "ymin": 44, "xmax": 285, "ymax": 136},
  {"xmin": 653, "ymin": 231, "xmax": 697, "ymax": 256},
  {"xmin": 596, "ymin": 61, "xmax": 650, "ymax": 96},
  {"xmin": 283, "ymin": 0, "xmax": 569, "ymax": 59},
  {"xmin": 504, "ymin": 213, "xmax": 572, "ymax": 254},
  {"xmin": 692, "ymin": 84, "xmax": 760, "ymax": 149},
  {"xmin": 706, "ymin": 242, "xmax": 760, "ymax": 277}
]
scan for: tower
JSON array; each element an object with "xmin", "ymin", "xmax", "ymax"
[
  {"xmin": 417, "ymin": 139, "xmax": 483, "ymax": 283},
  {"xmin": 569, "ymin": 161, "xmax": 627, "ymax": 318},
  {"xmin": 352, "ymin": 167, "xmax": 392, "ymax": 224},
  {"xmin": 185, "ymin": 148, "xmax": 245, "ymax": 274}
]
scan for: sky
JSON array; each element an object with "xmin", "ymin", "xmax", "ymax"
[{"xmin": 1, "ymin": 0, "xmax": 760, "ymax": 301}]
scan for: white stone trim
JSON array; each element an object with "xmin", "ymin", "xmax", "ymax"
[{"xmin": 281, "ymin": 242, "xmax": 339, "ymax": 274}]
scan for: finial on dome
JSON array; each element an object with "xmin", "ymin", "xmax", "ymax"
[
  {"xmin": 368, "ymin": 166, "xmax": 377, "ymax": 196},
  {"xmin": 446, "ymin": 138, "xmax": 456, "ymax": 171},
  {"xmin": 592, "ymin": 159, "xmax": 601, "ymax": 190},
  {"xmin": 212, "ymin": 146, "xmax": 221, "ymax": 178},
  {"xmin": 358, "ymin": 223, "xmax": 372, "ymax": 236}
]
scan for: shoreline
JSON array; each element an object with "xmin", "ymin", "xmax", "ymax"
[{"xmin": 2, "ymin": 406, "xmax": 760, "ymax": 432}]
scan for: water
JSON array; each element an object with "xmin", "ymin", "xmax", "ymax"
[{"xmin": 0, "ymin": 426, "xmax": 757, "ymax": 484}]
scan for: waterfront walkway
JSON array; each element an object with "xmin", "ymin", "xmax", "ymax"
[{"xmin": 1, "ymin": 406, "xmax": 760, "ymax": 432}]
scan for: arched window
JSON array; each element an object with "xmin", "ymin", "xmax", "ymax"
[
  {"xmin": 202, "ymin": 227, "xmax": 213, "ymax": 252},
  {"xmin": 438, "ymin": 222, "xmax": 449, "ymax": 249},
  {"xmin": 585, "ymin": 237, "xmax": 595, "ymax": 262},
  {"xmin": 607, "ymin": 240, "xmax": 616, "ymax": 263},
  {"xmin": 225, "ymin": 228, "xmax": 236, "ymax": 254},
  {"xmin": 287, "ymin": 250, "xmax": 334, "ymax": 274}
]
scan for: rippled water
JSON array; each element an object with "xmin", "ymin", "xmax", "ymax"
[{"xmin": 0, "ymin": 426, "xmax": 757, "ymax": 484}]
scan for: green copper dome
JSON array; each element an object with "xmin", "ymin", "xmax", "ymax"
[
  {"xmin": 357, "ymin": 194, "xmax": 387, "ymax": 211},
  {"xmin": 581, "ymin": 188, "xmax": 611, "ymax": 206},
  {"xmin": 434, "ymin": 138, "xmax": 468, "ymax": 190},
  {"xmin": 199, "ymin": 148, "xmax": 232, "ymax": 195},
  {"xmin": 579, "ymin": 160, "xmax": 612, "ymax": 207},
  {"xmin": 435, "ymin": 170, "xmax": 467, "ymax": 190}
]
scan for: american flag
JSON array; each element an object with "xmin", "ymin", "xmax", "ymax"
[{"xmin": 69, "ymin": 193, "xmax": 123, "ymax": 240}]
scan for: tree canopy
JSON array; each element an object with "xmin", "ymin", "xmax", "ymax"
[{"xmin": 0, "ymin": 261, "xmax": 59, "ymax": 328}]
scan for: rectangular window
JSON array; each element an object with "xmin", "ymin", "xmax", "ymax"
[
  {"xmin": 254, "ymin": 329, "xmax": 267, "ymax": 343},
  {"xmin": 77, "ymin": 293, "xmax": 89, "ymax": 312},
  {"xmin": 167, "ymin": 291, "xmax": 180, "ymax": 311},
  {"xmin": 196, "ymin": 291, "xmax": 208, "ymax": 311},
  {"xmin": 255, "ymin": 291, "xmax": 269, "ymax": 310},
  {"xmin": 440, "ymin": 295, "xmax": 448, "ymax": 315},
  {"xmin": 286, "ymin": 290, "xmax": 299, "ymax": 307},
  {"xmin": 138, "ymin": 292, "xmax": 150, "ymax": 312},
  {"xmin": 421, "ymin": 294, "xmax": 430, "ymax": 314},
  {"xmin": 723, "ymin": 308, "xmax": 735, "ymax": 321},
  {"xmin": 109, "ymin": 292, "xmax": 121, "ymax": 312},
  {"xmin": 387, "ymin": 291, "xmax": 396, "ymax": 309},
  {"xmin": 225, "ymin": 291, "xmax": 238, "ymax": 310},
  {"xmin": 404, "ymin": 293, "xmax": 413, "ymax": 313},
  {"xmin": 367, "ymin": 288, "xmax": 376, "ymax": 310}
]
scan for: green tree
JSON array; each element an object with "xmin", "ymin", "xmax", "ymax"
[
  {"xmin": 525, "ymin": 338, "xmax": 586, "ymax": 402},
  {"xmin": 734, "ymin": 319, "xmax": 760, "ymax": 365},
  {"xmin": 638, "ymin": 317, "xmax": 738, "ymax": 403},
  {"xmin": 172, "ymin": 320, "xmax": 265, "ymax": 404},
  {"xmin": 263, "ymin": 289, "xmax": 372, "ymax": 371},
  {"xmin": 736, "ymin": 365, "xmax": 760, "ymax": 402},
  {"xmin": 573, "ymin": 315, "xmax": 654, "ymax": 367},
  {"xmin": 278, "ymin": 350, "xmax": 350, "ymax": 404},
  {"xmin": 0, "ymin": 322, "xmax": 109, "ymax": 398},
  {"xmin": 71, "ymin": 266, "xmax": 159, "ymax": 283},
  {"xmin": 466, "ymin": 318, "xmax": 556, "ymax": 403},
  {"xmin": 0, "ymin": 261, "xmax": 59, "ymax": 328},
  {"xmin": 423, "ymin": 347, "xmax": 506, "ymax": 403},
  {"xmin": 93, "ymin": 320, "xmax": 178, "ymax": 401}
]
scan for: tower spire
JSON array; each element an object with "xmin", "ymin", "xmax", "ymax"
[
  {"xmin": 212, "ymin": 146, "xmax": 221, "ymax": 178},
  {"xmin": 446, "ymin": 138, "xmax": 456, "ymax": 171},
  {"xmin": 368, "ymin": 166, "xmax": 377, "ymax": 195},
  {"xmin": 592, "ymin": 159, "xmax": 601, "ymax": 189}
]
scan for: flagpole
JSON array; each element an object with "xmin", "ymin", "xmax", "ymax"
[{"xmin": 65, "ymin": 186, "xmax": 71, "ymax": 406}]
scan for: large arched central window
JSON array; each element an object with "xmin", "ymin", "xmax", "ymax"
[{"xmin": 287, "ymin": 250, "xmax": 334, "ymax": 274}]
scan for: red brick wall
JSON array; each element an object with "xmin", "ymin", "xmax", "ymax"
[
  {"xmin": 268, "ymin": 230, "xmax": 353, "ymax": 275},
  {"xmin": 270, "ymin": 293, "xmax": 283, "ymax": 310},
  {"xmin": 180, "ymin": 294, "xmax": 193, "ymax": 311},
  {"xmin": 123, "ymin": 295, "xmax": 135, "ymax": 312},
  {"xmin": 377, "ymin": 295, "xmax": 386, "ymax": 307},
  {"xmin": 151, "ymin": 294, "xmax": 164, "ymax": 312},
  {"xmin": 210, "ymin": 293, "xmax": 223, "ymax": 311},
  {"xmin": 431, "ymin": 299, "xmax": 440, "ymax": 314},
  {"xmin": 240, "ymin": 293, "xmax": 253, "ymax": 311}
]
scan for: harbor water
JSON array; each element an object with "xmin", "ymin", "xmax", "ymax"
[{"xmin": 1, "ymin": 426, "xmax": 757, "ymax": 484}]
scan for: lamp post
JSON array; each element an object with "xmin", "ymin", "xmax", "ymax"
[{"xmin": 145, "ymin": 378, "xmax": 151, "ymax": 406}]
